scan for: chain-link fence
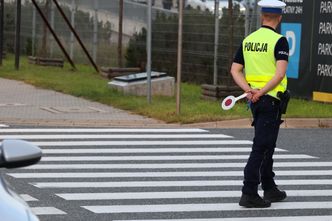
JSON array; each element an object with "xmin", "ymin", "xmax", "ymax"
[{"xmin": 3, "ymin": 0, "xmax": 260, "ymax": 85}]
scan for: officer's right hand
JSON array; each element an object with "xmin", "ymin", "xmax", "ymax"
[{"xmin": 251, "ymin": 89, "xmax": 263, "ymax": 103}]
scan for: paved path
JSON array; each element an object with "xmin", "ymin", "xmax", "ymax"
[{"xmin": 0, "ymin": 78, "xmax": 164, "ymax": 127}]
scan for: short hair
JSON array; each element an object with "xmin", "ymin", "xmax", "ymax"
[{"xmin": 261, "ymin": 12, "xmax": 282, "ymax": 21}]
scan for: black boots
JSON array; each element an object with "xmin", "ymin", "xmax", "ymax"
[
  {"xmin": 263, "ymin": 186, "xmax": 287, "ymax": 202},
  {"xmin": 239, "ymin": 187, "xmax": 287, "ymax": 208},
  {"xmin": 239, "ymin": 194, "xmax": 271, "ymax": 208}
]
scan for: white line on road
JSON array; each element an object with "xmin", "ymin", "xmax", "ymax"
[
  {"xmin": 112, "ymin": 216, "xmax": 332, "ymax": 221},
  {"xmin": 39, "ymin": 154, "xmax": 314, "ymax": 162},
  {"xmin": 20, "ymin": 194, "xmax": 38, "ymax": 202},
  {"xmin": 31, "ymin": 207, "xmax": 66, "ymax": 215},
  {"xmin": 0, "ymin": 134, "xmax": 233, "ymax": 139},
  {"xmin": 30, "ymin": 160, "xmax": 329, "ymax": 170},
  {"xmin": 57, "ymin": 189, "xmax": 332, "ymax": 200},
  {"xmin": 9, "ymin": 170, "xmax": 332, "ymax": 178},
  {"xmin": 41, "ymin": 147, "xmax": 267, "ymax": 154},
  {"xmin": 0, "ymin": 128, "xmax": 208, "ymax": 133},
  {"xmin": 32, "ymin": 179, "xmax": 332, "ymax": 188},
  {"xmin": 32, "ymin": 140, "xmax": 254, "ymax": 146},
  {"xmin": 82, "ymin": 201, "xmax": 332, "ymax": 213}
]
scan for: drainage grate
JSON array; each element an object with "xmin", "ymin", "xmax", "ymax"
[
  {"xmin": 0, "ymin": 103, "xmax": 27, "ymax": 107},
  {"xmin": 40, "ymin": 106, "xmax": 107, "ymax": 114}
]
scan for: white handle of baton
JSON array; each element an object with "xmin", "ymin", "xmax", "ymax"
[
  {"xmin": 235, "ymin": 93, "xmax": 248, "ymax": 101},
  {"xmin": 221, "ymin": 93, "xmax": 248, "ymax": 110}
]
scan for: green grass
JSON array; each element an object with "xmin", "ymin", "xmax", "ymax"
[{"xmin": 1, "ymin": 56, "xmax": 332, "ymax": 123}]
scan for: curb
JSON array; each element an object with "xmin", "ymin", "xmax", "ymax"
[
  {"xmin": 1, "ymin": 118, "xmax": 332, "ymax": 128},
  {"xmin": 185, "ymin": 118, "xmax": 332, "ymax": 129}
]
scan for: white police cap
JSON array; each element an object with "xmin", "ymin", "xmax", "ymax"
[{"xmin": 258, "ymin": 0, "xmax": 286, "ymax": 14}]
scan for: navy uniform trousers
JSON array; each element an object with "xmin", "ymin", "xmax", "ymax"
[{"xmin": 242, "ymin": 95, "xmax": 283, "ymax": 195}]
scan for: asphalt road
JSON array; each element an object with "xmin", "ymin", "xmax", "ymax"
[{"xmin": 2, "ymin": 127, "xmax": 332, "ymax": 221}]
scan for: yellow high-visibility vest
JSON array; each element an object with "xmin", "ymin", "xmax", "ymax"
[{"xmin": 243, "ymin": 27, "xmax": 287, "ymax": 99}]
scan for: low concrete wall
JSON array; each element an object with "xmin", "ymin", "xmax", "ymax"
[{"xmin": 108, "ymin": 76, "xmax": 175, "ymax": 96}]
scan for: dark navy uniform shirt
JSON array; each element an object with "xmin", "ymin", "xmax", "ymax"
[{"xmin": 234, "ymin": 26, "xmax": 289, "ymax": 65}]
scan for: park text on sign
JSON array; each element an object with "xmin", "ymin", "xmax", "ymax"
[
  {"xmin": 315, "ymin": 1, "xmax": 332, "ymax": 79},
  {"xmin": 319, "ymin": 22, "xmax": 332, "ymax": 34},
  {"xmin": 313, "ymin": 0, "xmax": 332, "ymax": 102},
  {"xmin": 320, "ymin": 1, "xmax": 332, "ymax": 13}
]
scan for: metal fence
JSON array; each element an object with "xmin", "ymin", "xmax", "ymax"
[{"xmin": 3, "ymin": 0, "xmax": 260, "ymax": 85}]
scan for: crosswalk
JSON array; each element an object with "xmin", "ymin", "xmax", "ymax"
[{"xmin": 3, "ymin": 127, "xmax": 332, "ymax": 220}]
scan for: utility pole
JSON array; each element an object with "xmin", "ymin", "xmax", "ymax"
[{"xmin": 118, "ymin": 0, "xmax": 123, "ymax": 67}]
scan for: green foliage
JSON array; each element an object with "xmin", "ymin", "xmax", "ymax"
[
  {"xmin": 125, "ymin": 28, "xmax": 147, "ymax": 68},
  {"xmin": 25, "ymin": 38, "xmax": 33, "ymax": 56},
  {"xmin": 3, "ymin": 2, "xmax": 16, "ymax": 53},
  {"xmin": 125, "ymin": 7, "xmax": 245, "ymax": 84}
]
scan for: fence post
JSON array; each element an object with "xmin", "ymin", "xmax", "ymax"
[
  {"xmin": 32, "ymin": 5, "xmax": 36, "ymax": 56},
  {"xmin": 213, "ymin": 0, "xmax": 220, "ymax": 85},
  {"xmin": 244, "ymin": 0, "xmax": 250, "ymax": 36},
  {"xmin": 118, "ymin": 0, "xmax": 123, "ymax": 67},
  {"xmin": 0, "ymin": 0, "xmax": 4, "ymax": 66},
  {"xmin": 255, "ymin": 0, "xmax": 260, "ymax": 30},
  {"xmin": 15, "ymin": 0, "xmax": 21, "ymax": 70},
  {"xmin": 49, "ymin": 0, "xmax": 55, "ymax": 57},
  {"xmin": 147, "ymin": 0, "xmax": 152, "ymax": 104},
  {"xmin": 70, "ymin": 0, "xmax": 75, "ymax": 59},
  {"xmin": 93, "ymin": 0, "xmax": 98, "ymax": 62},
  {"xmin": 176, "ymin": 0, "xmax": 183, "ymax": 115},
  {"xmin": 228, "ymin": 0, "xmax": 233, "ymax": 68}
]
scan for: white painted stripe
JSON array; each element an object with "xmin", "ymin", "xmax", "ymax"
[
  {"xmin": 82, "ymin": 201, "xmax": 332, "ymax": 213},
  {"xmin": 32, "ymin": 140, "xmax": 253, "ymax": 146},
  {"xmin": 0, "ymin": 134, "xmax": 232, "ymax": 139},
  {"xmin": 20, "ymin": 194, "xmax": 38, "ymax": 202},
  {"xmin": 41, "ymin": 148, "xmax": 286, "ymax": 154},
  {"xmin": 57, "ymin": 189, "xmax": 332, "ymax": 200},
  {"xmin": 112, "ymin": 216, "xmax": 332, "ymax": 221},
  {"xmin": 9, "ymin": 170, "xmax": 332, "ymax": 178},
  {"xmin": 0, "ymin": 124, "xmax": 9, "ymax": 128},
  {"xmin": 32, "ymin": 179, "xmax": 332, "ymax": 188},
  {"xmin": 31, "ymin": 207, "xmax": 66, "ymax": 215},
  {"xmin": 24, "ymin": 161, "xmax": 329, "ymax": 170},
  {"xmin": 0, "ymin": 128, "xmax": 208, "ymax": 133},
  {"xmin": 40, "ymin": 154, "xmax": 315, "ymax": 161}
]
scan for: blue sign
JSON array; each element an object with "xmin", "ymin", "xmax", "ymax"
[{"xmin": 281, "ymin": 23, "xmax": 302, "ymax": 79}]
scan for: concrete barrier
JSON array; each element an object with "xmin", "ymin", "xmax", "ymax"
[{"xmin": 108, "ymin": 72, "xmax": 175, "ymax": 96}]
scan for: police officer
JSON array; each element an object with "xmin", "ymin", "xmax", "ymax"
[{"xmin": 230, "ymin": 0, "xmax": 289, "ymax": 208}]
